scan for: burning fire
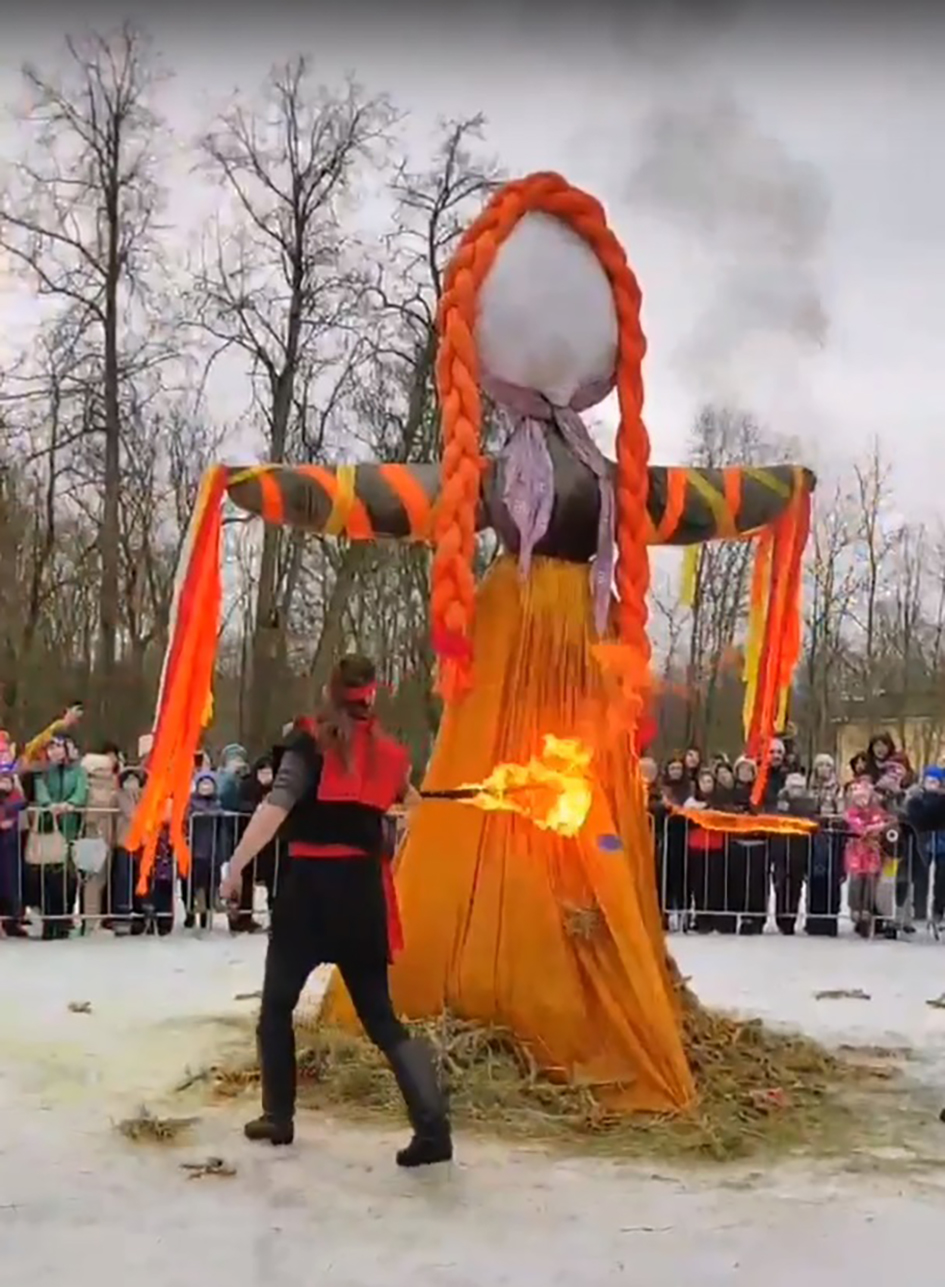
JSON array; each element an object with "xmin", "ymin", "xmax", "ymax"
[{"xmin": 458, "ymin": 735, "xmax": 594, "ymax": 837}]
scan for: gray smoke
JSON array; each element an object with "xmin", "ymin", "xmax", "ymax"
[{"xmin": 626, "ymin": 92, "xmax": 829, "ymax": 427}]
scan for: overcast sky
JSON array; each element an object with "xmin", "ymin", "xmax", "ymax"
[{"xmin": 1, "ymin": 4, "xmax": 942, "ymax": 524}]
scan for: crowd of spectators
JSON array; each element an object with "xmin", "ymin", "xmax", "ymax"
[
  {"xmin": 643, "ymin": 730, "xmax": 945, "ymax": 939},
  {"xmin": 3, "ymin": 703, "xmax": 945, "ymax": 944},
  {"xmin": 0, "ymin": 705, "xmax": 282, "ymax": 940}
]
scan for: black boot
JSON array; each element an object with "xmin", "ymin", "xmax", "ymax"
[
  {"xmin": 388, "ymin": 1037, "xmax": 453, "ymax": 1168},
  {"xmin": 244, "ymin": 1114, "xmax": 294, "ymax": 1146}
]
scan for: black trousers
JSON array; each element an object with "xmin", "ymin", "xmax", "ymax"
[
  {"xmin": 655, "ymin": 824, "xmax": 687, "ymax": 919},
  {"xmin": 258, "ymin": 903, "xmax": 408, "ymax": 1122},
  {"xmin": 807, "ymin": 831, "xmax": 844, "ymax": 936},
  {"xmin": 688, "ymin": 844, "xmax": 737, "ymax": 934},
  {"xmin": 771, "ymin": 838, "xmax": 808, "ymax": 934},
  {"xmin": 725, "ymin": 839, "xmax": 769, "ymax": 932},
  {"xmin": 143, "ymin": 878, "xmax": 174, "ymax": 935}
]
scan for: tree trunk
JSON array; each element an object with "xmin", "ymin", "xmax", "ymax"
[
  {"xmin": 306, "ymin": 547, "xmax": 367, "ymax": 705},
  {"xmin": 98, "ymin": 165, "xmax": 122, "ymax": 727}
]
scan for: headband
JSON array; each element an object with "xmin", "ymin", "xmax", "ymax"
[{"xmin": 343, "ymin": 683, "xmax": 377, "ymax": 703}]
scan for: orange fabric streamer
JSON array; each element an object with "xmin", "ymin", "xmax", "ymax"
[
  {"xmin": 647, "ymin": 466, "xmax": 688, "ymax": 544},
  {"xmin": 126, "ymin": 464, "xmax": 229, "ymax": 892},
  {"xmin": 670, "ymin": 805, "xmax": 817, "ymax": 836},
  {"xmin": 432, "ymin": 172, "xmax": 651, "ymax": 727},
  {"xmin": 744, "ymin": 475, "xmax": 811, "ymax": 806}
]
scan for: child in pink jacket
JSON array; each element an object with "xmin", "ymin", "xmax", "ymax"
[{"xmin": 844, "ymin": 778, "xmax": 890, "ymax": 937}]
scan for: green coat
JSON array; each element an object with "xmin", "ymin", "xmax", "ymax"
[{"xmin": 32, "ymin": 764, "xmax": 89, "ymax": 842}]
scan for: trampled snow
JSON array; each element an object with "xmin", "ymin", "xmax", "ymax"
[{"xmin": 2, "ymin": 927, "xmax": 945, "ymax": 1285}]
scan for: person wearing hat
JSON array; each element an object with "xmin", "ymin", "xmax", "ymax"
[
  {"xmin": 807, "ymin": 754, "xmax": 845, "ymax": 937},
  {"xmin": 113, "ymin": 766, "xmax": 147, "ymax": 935},
  {"xmin": 217, "ymin": 744, "xmax": 249, "ymax": 809},
  {"xmin": 770, "ymin": 771, "xmax": 818, "ymax": 935},
  {"xmin": 19, "ymin": 703, "xmax": 83, "ymax": 767},
  {"xmin": 229, "ymin": 754, "xmax": 278, "ymax": 932},
  {"xmin": 20, "ymin": 735, "xmax": 88, "ymax": 940}
]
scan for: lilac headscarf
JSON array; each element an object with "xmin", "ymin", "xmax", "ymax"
[{"xmin": 484, "ymin": 373, "xmax": 616, "ymax": 634}]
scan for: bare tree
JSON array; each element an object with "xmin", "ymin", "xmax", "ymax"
[
  {"xmin": 800, "ymin": 479, "xmax": 863, "ymax": 760},
  {"xmin": 283, "ymin": 116, "xmax": 502, "ymax": 739},
  {"xmin": 850, "ymin": 437, "xmax": 898, "ymax": 723},
  {"xmin": 0, "ymin": 23, "xmax": 166, "ymax": 725},
  {"xmin": 191, "ymin": 58, "xmax": 394, "ymax": 745}
]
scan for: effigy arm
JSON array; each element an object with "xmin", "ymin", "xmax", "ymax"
[
  {"xmin": 224, "ymin": 461, "xmax": 815, "ymax": 546},
  {"xmin": 646, "ymin": 465, "xmax": 815, "ymax": 546},
  {"xmin": 225, "ymin": 462, "xmax": 443, "ymax": 542}
]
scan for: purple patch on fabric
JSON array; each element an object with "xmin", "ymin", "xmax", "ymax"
[{"xmin": 597, "ymin": 833, "xmax": 623, "ymax": 852}]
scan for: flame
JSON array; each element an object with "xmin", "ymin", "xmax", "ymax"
[
  {"xmin": 670, "ymin": 806, "xmax": 817, "ymax": 836},
  {"xmin": 458, "ymin": 735, "xmax": 594, "ymax": 837}
]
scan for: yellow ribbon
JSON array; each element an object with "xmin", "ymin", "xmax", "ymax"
[
  {"xmin": 742, "ymin": 535, "xmax": 772, "ymax": 737},
  {"xmin": 680, "ymin": 545, "xmax": 700, "ymax": 607},
  {"xmin": 324, "ymin": 464, "xmax": 356, "ymax": 537},
  {"xmin": 685, "ymin": 469, "xmax": 738, "ymax": 539}
]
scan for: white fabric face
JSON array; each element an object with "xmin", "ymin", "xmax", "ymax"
[{"xmin": 476, "ymin": 211, "xmax": 618, "ymax": 408}]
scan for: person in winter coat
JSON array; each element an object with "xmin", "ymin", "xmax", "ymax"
[
  {"xmin": 641, "ymin": 757, "xmax": 669, "ymax": 926},
  {"xmin": 682, "ymin": 747, "xmax": 702, "ymax": 790},
  {"xmin": 714, "ymin": 761, "xmax": 736, "ymax": 801},
  {"xmin": 184, "ymin": 771, "xmax": 229, "ymax": 929},
  {"xmin": 19, "ymin": 704, "xmax": 83, "ymax": 766},
  {"xmin": 849, "ymin": 751, "xmax": 870, "ymax": 782},
  {"xmin": 21, "ymin": 736, "xmax": 88, "ymax": 940},
  {"xmin": 685, "ymin": 766, "xmax": 733, "ymax": 934},
  {"xmin": 807, "ymin": 753, "xmax": 845, "ymax": 936},
  {"xmin": 0, "ymin": 766, "xmax": 27, "ymax": 937},
  {"xmin": 113, "ymin": 766, "xmax": 146, "ymax": 934},
  {"xmin": 229, "ymin": 755, "xmax": 278, "ymax": 933},
  {"xmin": 864, "ymin": 733, "xmax": 914, "ymax": 788},
  {"xmin": 142, "ymin": 815, "xmax": 175, "ymax": 936},
  {"xmin": 78, "ymin": 745, "xmax": 120, "ymax": 928},
  {"xmin": 844, "ymin": 779, "xmax": 890, "ymax": 938},
  {"xmin": 655, "ymin": 754, "xmax": 689, "ymax": 927},
  {"xmin": 761, "ymin": 738, "xmax": 789, "ymax": 809},
  {"xmin": 639, "ymin": 755, "xmax": 660, "ymax": 791},
  {"xmin": 770, "ymin": 772, "xmax": 818, "ymax": 935},
  {"xmin": 903, "ymin": 766, "xmax": 945, "ymax": 933},
  {"xmin": 726, "ymin": 757, "xmax": 768, "ymax": 935},
  {"xmin": 217, "ymin": 744, "xmax": 249, "ymax": 812},
  {"xmin": 216, "ymin": 743, "xmax": 249, "ymax": 882},
  {"xmin": 809, "ymin": 754, "xmax": 842, "ymax": 815}
]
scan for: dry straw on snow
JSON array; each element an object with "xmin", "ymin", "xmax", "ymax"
[{"xmin": 206, "ymin": 975, "xmax": 895, "ymax": 1163}]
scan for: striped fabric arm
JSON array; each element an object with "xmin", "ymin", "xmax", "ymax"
[{"xmin": 225, "ymin": 461, "xmax": 815, "ymax": 547}]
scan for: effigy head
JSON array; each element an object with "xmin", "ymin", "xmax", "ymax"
[
  {"xmin": 431, "ymin": 172, "xmax": 653, "ymax": 730},
  {"xmin": 477, "ymin": 213, "xmax": 623, "ymax": 583},
  {"xmin": 477, "ymin": 211, "xmax": 618, "ymax": 409}
]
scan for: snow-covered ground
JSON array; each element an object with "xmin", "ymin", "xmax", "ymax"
[{"xmin": 3, "ymin": 928, "xmax": 945, "ymax": 1285}]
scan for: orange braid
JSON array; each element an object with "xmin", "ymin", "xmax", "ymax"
[{"xmin": 433, "ymin": 172, "xmax": 652, "ymax": 705}]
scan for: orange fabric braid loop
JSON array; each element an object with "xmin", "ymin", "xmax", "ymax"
[{"xmin": 433, "ymin": 173, "xmax": 652, "ymax": 721}]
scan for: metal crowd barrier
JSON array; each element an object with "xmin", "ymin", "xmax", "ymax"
[
  {"xmin": 648, "ymin": 809, "xmax": 945, "ymax": 936},
  {"xmin": 1, "ymin": 804, "xmax": 942, "ymax": 939},
  {"xmin": 0, "ymin": 806, "xmax": 283, "ymax": 938}
]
